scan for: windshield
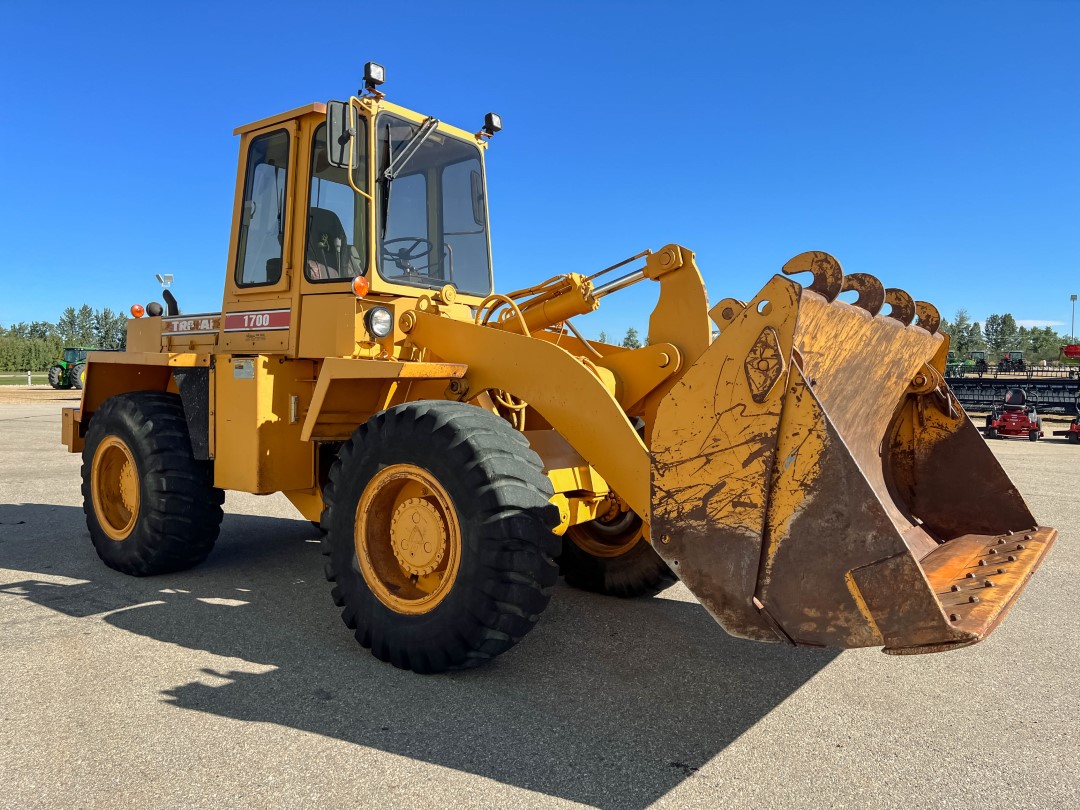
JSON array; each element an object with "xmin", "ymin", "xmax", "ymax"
[
  {"xmin": 63, "ymin": 349, "xmax": 87, "ymax": 363},
  {"xmin": 377, "ymin": 114, "xmax": 492, "ymax": 296}
]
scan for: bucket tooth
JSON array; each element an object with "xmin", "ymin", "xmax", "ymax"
[
  {"xmin": 840, "ymin": 273, "xmax": 885, "ymax": 316},
  {"xmin": 915, "ymin": 301, "xmax": 941, "ymax": 334},
  {"xmin": 781, "ymin": 251, "xmax": 844, "ymax": 302},
  {"xmin": 884, "ymin": 287, "xmax": 916, "ymax": 325}
]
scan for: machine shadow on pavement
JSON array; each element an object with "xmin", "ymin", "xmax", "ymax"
[{"xmin": 0, "ymin": 502, "xmax": 839, "ymax": 809}]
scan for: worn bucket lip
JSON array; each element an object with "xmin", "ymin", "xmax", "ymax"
[{"xmin": 881, "ymin": 525, "xmax": 1057, "ymax": 655}]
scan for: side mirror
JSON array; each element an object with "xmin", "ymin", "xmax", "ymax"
[
  {"xmin": 470, "ymin": 170, "xmax": 486, "ymax": 226},
  {"xmin": 326, "ymin": 100, "xmax": 356, "ymax": 169}
]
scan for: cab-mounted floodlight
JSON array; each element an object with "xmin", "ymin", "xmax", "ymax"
[{"xmin": 364, "ymin": 62, "xmax": 386, "ymax": 89}]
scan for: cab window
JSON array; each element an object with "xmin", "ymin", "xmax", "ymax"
[
  {"xmin": 306, "ymin": 120, "xmax": 369, "ymax": 282},
  {"xmin": 235, "ymin": 129, "xmax": 290, "ymax": 287},
  {"xmin": 376, "ymin": 114, "xmax": 492, "ymax": 296}
]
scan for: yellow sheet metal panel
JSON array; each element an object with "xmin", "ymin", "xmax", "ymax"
[
  {"xmin": 214, "ymin": 355, "xmax": 315, "ymax": 493},
  {"xmin": 84, "ymin": 351, "xmax": 210, "ymax": 367},
  {"xmin": 300, "ymin": 358, "xmax": 468, "ymax": 442},
  {"xmin": 125, "ymin": 317, "xmax": 162, "ymax": 353},
  {"xmin": 297, "ymin": 294, "xmax": 363, "ymax": 358},
  {"xmin": 61, "ymin": 407, "xmax": 83, "ymax": 453},
  {"xmin": 283, "ymin": 487, "xmax": 324, "ymax": 523},
  {"xmin": 80, "ymin": 362, "xmax": 174, "ymax": 415}
]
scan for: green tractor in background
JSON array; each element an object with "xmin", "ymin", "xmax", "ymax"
[
  {"xmin": 945, "ymin": 350, "xmax": 964, "ymax": 376},
  {"xmin": 47, "ymin": 348, "xmax": 93, "ymax": 390},
  {"xmin": 964, "ymin": 350, "xmax": 989, "ymax": 375}
]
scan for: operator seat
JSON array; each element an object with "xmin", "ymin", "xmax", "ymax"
[
  {"xmin": 1003, "ymin": 388, "xmax": 1029, "ymax": 411},
  {"xmin": 306, "ymin": 207, "xmax": 361, "ymax": 280}
]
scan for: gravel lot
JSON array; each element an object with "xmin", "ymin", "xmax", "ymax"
[{"xmin": 1, "ymin": 395, "xmax": 1077, "ymax": 809}]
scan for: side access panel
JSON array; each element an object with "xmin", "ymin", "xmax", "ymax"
[{"xmin": 214, "ymin": 355, "xmax": 316, "ymax": 493}]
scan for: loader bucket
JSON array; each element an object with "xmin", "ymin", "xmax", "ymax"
[{"xmin": 650, "ymin": 252, "xmax": 1056, "ymax": 654}]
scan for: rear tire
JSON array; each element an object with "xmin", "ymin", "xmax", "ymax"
[
  {"xmin": 72, "ymin": 363, "xmax": 87, "ymax": 390},
  {"xmin": 559, "ymin": 511, "xmax": 677, "ymax": 598},
  {"xmin": 81, "ymin": 392, "xmax": 224, "ymax": 575},
  {"xmin": 47, "ymin": 366, "xmax": 64, "ymax": 389},
  {"xmin": 322, "ymin": 401, "xmax": 560, "ymax": 673}
]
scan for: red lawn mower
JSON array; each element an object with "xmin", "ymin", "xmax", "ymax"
[
  {"xmin": 1052, "ymin": 420, "xmax": 1080, "ymax": 444},
  {"xmin": 983, "ymin": 387, "xmax": 1043, "ymax": 442}
]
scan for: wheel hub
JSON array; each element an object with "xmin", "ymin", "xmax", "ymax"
[
  {"xmin": 354, "ymin": 464, "xmax": 462, "ymax": 615},
  {"xmin": 390, "ymin": 497, "xmax": 447, "ymax": 576},
  {"xmin": 118, "ymin": 460, "xmax": 137, "ymax": 513},
  {"xmin": 91, "ymin": 435, "xmax": 140, "ymax": 542}
]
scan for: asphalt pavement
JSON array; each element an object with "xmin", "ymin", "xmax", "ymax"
[{"xmin": 1, "ymin": 401, "xmax": 1077, "ymax": 809}]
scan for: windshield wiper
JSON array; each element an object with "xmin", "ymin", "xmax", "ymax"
[{"xmin": 380, "ymin": 117, "xmax": 439, "ymax": 237}]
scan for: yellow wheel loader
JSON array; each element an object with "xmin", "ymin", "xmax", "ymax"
[{"xmin": 62, "ymin": 63, "xmax": 1056, "ymax": 672}]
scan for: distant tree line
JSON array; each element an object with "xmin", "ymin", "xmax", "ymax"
[
  {"xmin": 940, "ymin": 309, "xmax": 1071, "ymax": 363},
  {"xmin": 597, "ymin": 328, "xmax": 644, "ymax": 349},
  {"xmin": 0, "ymin": 306, "xmax": 127, "ymax": 371}
]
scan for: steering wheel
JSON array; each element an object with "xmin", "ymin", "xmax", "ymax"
[{"xmin": 382, "ymin": 237, "xmax": 434, "ymax": 272}]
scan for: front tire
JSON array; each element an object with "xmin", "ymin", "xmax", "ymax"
[
  {"xmin": 559, "ymin": 509, "xmax": 677, "ymax": 598},
  {"xmin": 1029, "ymin": 429, "xmax": 1040, "ymax": 442},
  {"xmin": 47, "ymin": 366, "xmax": 64, "ymax": 389},
  {"xmin": 322, "ymin": 401, "xmax": 560, "ymax": 673},
  {"xmin": 81, "ymin": 392, "xmax": 224, "ymax": 575}
]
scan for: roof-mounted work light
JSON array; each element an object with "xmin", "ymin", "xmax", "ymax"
[
  {"xmin": 364, "ymin": 62, "xmax": 386, "ymax": 89},
  {"xmin": 482, "ymin": 112, "xmax": 502, "ymax": 136}
]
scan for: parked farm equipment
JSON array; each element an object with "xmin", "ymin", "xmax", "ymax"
[{"xmin": 983, "ymin": 388, "xmax": 1042, "ymax": 442}]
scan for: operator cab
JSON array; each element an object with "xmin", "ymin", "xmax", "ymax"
[{"xmin": 215, "ymin": 64, "xmax": 499, "ymax": 357}]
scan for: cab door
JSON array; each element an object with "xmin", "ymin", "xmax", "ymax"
[{"xmin": 220, "ymin": 120, "xmax": 300, "ymax": 355}]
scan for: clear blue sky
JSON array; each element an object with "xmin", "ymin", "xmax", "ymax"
[{"xmin": 1, "ymin": 1, "xmax": 1077, "ymax": 339}]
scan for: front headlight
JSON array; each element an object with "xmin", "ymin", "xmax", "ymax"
[{"xmin": 365, "ymin": 306, "xmax": 394, "ymax": 339}]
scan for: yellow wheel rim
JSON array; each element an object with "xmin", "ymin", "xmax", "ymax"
[
  {"xmin": 567, "ymin": 506, "xmax": 643, "ymax": 558},
  {"xmin": 91, "ymin": 435, "xmax": 140, "ymax": 541},
  {"xmin": 354, "ymin": 464, "xmax": 461, "ymax": 615}
]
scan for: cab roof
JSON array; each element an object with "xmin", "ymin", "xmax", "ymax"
[{"xmin": 233, "ymin": 103, "xmax": 326, "ymax": 136}]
